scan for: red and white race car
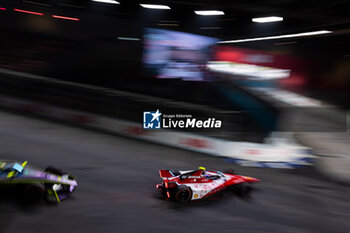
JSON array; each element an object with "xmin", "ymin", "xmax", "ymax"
[{"xmin": 156, "ymin": 167, "xmax": 259, "ymax": 203}]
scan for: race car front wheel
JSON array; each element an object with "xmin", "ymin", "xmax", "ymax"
[{"xmin": 175, "ymin": 186, "xmax": 192, "ymax": 203}]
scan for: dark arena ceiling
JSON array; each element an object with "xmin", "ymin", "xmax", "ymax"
[
  {"xmin": 3, "ymin": 0, "xmax": 350, "ymax": 34},
  {"xmin": 0, "ymin": 0, "xmax": 349, "ymax": 58}
]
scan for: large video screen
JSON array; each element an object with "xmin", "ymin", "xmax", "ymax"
[{"xmin": 143, "ymin": 28, "xmax": 218, "ymax": 81}]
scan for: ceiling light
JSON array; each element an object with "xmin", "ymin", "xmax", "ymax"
[
  {"xmin": 140, "ymin": 4, "xmax": 170, "ymax": 9},
  {"xmin": 219, "ymin": 30, "xmax": 332, "ymax": 44},
  {"xmin": 92, "ymin": 0, "xmax": 120, "ymax": 4},
  {"xmin": 195, "ymin": 10, "xmax": 224, "ymax": 16},
  {"xmin": 252, "ymin": 16, "xmax": 283, "ymax": 23},
  {"xmin": 23, "ymin": 1, "xmax": 51, "ymax": 7},
  {"xmin": 158, "ymin": 20, "xmax": 179, "ymax": 23},
  {"xmin": 13, "ymin": 8, "xmax": 44, "ymax": 15},
  {"xmin": 52, "ymin": 15, "xmax": 80, "ymax": 21},
  {"xmin": 158, "ymin": 23, "xmax": 179, "ymax": 26},
  {"xmin": 59, "ymin": 3, "xmax": 83, "ymax": 8},
  {"xmin": 274, "ymin": 41, "xmax": 297, "ymax": 46},
  {"xmin": 117, "ymin": 37, "xmax": 141, "ymax": 41},
  {"xmin": 200, "ymin": 27, "xmax": 221, "ymax": 30}
]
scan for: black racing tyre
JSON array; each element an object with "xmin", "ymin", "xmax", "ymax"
[
  {"xmin": 23, "ymin": 185, "xmax": 44, "ymax": 203},
  {"xmin": 175, "ymin": 186, "xmax": 192, "ymax": 203}
]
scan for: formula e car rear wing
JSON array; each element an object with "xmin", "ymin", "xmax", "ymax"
[{"xmin": 159, "ymin": 170, "xmax": 174, "ymax": 178}]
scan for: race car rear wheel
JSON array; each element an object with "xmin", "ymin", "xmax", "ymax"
[
  {"xmin": 23, "ymin": 185, "xmax": 44, "ymax": 203},
  {"xmin": 175, "ymin": 186, "xmax": 192, "ymax": 203}
]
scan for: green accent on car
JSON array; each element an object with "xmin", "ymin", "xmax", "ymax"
[
  {"xmin": 21, "ymin": 161, "xmax": 28, "ymax": 168},
  {"xmin": 47, "ymin": 189, "xmax": 61, "ymax": 204},
  {"xmin": 7, "ymin": 171, "xmax": 16, "ymax": 178}
]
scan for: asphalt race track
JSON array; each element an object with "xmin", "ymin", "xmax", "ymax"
[{"xmin": 1, "ymin": 111, "xmax": 350, "ymax": 233}]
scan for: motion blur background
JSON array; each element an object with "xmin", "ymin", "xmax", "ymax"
[{"xmin": 0, "ymin": 0, "xmax": 349, "ymax": 233}]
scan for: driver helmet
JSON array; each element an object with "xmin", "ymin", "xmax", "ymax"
[{"xmin": 198, "ymin": 166, "xmax": 209, "ymax": 178}]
